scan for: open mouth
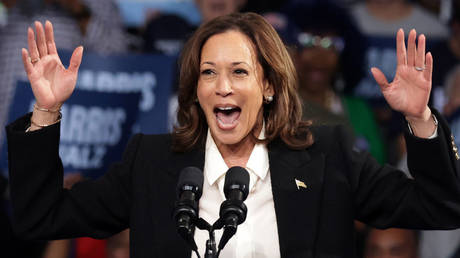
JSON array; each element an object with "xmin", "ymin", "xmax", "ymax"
[{"xmin": 214, "ymin": 106, "xmax": 241, "ymax": 129}]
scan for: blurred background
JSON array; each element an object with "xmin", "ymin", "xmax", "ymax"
[{"xmin": 1, "ymin": 0, "xmax": 460, "ymax": 257}]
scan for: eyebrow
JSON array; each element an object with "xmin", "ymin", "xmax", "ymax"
[{"xmin": 200, "ymin": 61, "xmax": 250, "ymax": 66}]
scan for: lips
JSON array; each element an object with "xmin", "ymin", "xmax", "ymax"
[{"xmin": 213, "ymin": 105, "xmax": 241, "ymax": 130}]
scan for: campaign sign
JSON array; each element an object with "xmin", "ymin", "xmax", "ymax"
[
  {"xmin": 1, "ymin": 50, "xmax": 175, "ymax": 178},
  {"xmin": 0, "ymin": 81, "xmax": 140, "ymax": 179},
  {"xmin": 59, "ymin": 49, "xmax": 175, "ymax": 135}
]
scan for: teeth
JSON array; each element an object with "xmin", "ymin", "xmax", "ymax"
[{"xmin": 218, "ymin": 107, "xmax": 235, "ymax": 111}]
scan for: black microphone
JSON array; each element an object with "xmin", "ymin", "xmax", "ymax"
[
  {"xmin": 173, "ymin": 167, "xmax": 204, "ymax": 254},
  {"xmin": 214, "ymin": 166, "xmax": 250, "ymax": 253}
]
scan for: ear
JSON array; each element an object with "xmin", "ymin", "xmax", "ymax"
[{"xmin": 263, "ymin": 79, "xmax": 274, "ymax": 97}]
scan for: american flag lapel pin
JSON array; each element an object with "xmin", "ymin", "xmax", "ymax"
[{"xmin": 295, "ymin": 178, "xmax": 307, "ymax": 190}]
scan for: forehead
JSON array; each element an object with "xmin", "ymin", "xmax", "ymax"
[{"xmin": 200, "ymin": 30, "xmax": 258, "ymax": 66}]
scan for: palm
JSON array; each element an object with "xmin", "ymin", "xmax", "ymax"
[
  {"xmin": 372, "ymin": 29, "xmax": 433, "ymax": 119},
  {"xmin": 22, "ymin": 21, "xmax": 83, "ymax": 110}
]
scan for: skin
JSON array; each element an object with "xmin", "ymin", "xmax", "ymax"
[
  {"xmin": 364, "ymin": 228, "xmax": 418, "ymax": 258},
  {"xmin": 22, "ymin": 22, "xmax": 435, "ymax": 156},
  {"xmin": 197, "ymin": 30, "xmax": 273, "ymax": 167}
]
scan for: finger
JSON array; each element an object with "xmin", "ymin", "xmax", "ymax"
[
  {"xmin": 371, "ymin": 67, "xmax": 390, "ymax": 90},
  {"xmin": 27, "ymin": 27, "xmax": 40, "ymax": 62},
  {"xmin": 407, "ymin": 29, "xmax": 417, "ymax": 67},
  {"xmin": 21, "ymin": 48, "xmax": 34, "ymax": 76},
  {"xmin": 415, "ymin": 34, "xmax": 426, "ymax": 69},
  {"xmin": 35, "ymin": 21, "xmax": 48, "ymax": 57},
  {"xmin": 396, "ymin": 28, "xmax": 407, "ymax": 66},
  {"xmin": 68, "ymin": 46, "xmax": 84, "ymax": 73},
  {"xmin": 45, "ymin": 20, "xmax": 58, "ymax": 55},
  {"xmin": 424, "ymin": 52, "xmax": 433, "ymax": 82}
]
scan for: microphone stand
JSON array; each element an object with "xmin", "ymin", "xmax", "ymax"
[
  {"xmin": 204, "ymin": 230, "xmax": 217, "ymax": 258},
  {"xmin": 196, "ymin": 218, "xmax": 218, "ymax": 258}
]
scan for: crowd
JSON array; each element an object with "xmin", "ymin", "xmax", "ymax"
[{"xmin": 0, "ymin": 0, "xmax": 459, "ymax": 257}]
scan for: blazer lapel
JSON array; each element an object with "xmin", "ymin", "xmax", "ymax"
[
  {"xmin": 269, "ymin": 138, "xmax": 325, "ymax": 257},
  {"xmin": 154, "ymin": 145, "xmax": 205, "ymax": 257}
]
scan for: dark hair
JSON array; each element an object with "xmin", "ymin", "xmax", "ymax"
[{"xmin": 172, "ymin": 12, "xmax": 313, "ymax": 152}]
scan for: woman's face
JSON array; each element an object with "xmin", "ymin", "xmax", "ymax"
[
  {"xmin": 197, "ymin": 30, "xmax": 272, "ymax": 146},
  {"xmin": 295, "ymin": 33, "xmax": 340, "ymax": 94}
]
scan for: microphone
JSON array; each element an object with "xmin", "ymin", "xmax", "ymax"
[
  {"xmin": 173, "ymin": 167, "xmax": 204, "ymax": 253},
  {"xmin": 214, "ymin": 166, "xmax": 250, "ymax": 253}
]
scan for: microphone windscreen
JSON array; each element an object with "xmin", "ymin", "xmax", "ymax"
[
  {"xmin": 176, "ymin": 167, "xmax": 204, "ymax": 198},
  {"xmin": 224, "ymin": 166, "xmax": 250, "ymax": 200}
]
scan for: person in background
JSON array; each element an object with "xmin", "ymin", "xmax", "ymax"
[
  {"xmin": 430, "ymin": 0, "xmax": 460, "ymax": 111},
  {"xmin": 286, "ymin": 2, "xmax": 386, "ymax": 164},
  {"xmin": 364, "ymin": 228, "xmax": 419, "ymax": 258}
]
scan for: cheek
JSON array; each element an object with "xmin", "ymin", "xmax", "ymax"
[
  {"xmin": 244, "ymin": 87, "xmax": 264, "ymax": 120},
  {"xmin": 196, "ymin": 82, "xmax": 212, "ymax": 109}
]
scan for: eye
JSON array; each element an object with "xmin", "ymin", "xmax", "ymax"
[
  {"xmin": 201, "ymin": 69, "xmax": 215, "ymax": 75},
  {"xmin": 233, "ymin": 68, "xmax": 248, "ymax": 76}
]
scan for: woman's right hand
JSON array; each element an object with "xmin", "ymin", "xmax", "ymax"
[{"xmin": 21, "ymin": 21, "xmax": 83, "ymax": 129}]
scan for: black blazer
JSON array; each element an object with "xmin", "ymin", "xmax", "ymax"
[{"xmin": 6, "ymin": 110, "xmax": 460, "ymax": 258}]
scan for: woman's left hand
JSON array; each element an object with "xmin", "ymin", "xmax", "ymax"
[{"xmin": 371, "ymin": 29, "xmax": 432, "ymax": 121}]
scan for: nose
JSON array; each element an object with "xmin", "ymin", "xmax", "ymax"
[{"xmin": 215, "ymin": 73, "xmax": 233, "ymax": 97}]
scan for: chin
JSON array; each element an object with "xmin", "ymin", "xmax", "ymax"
[{"xmin": 210, "ymin": 128, "xmax": 243, "ymax": 146}]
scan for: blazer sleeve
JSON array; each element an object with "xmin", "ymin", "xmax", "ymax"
[
  {"xmin": 348, "ymin": 109, "xmax": 460, "ymax": 229},
  {"xmin": 6, "ymin": 113, "xmax": 141, "ymax": 240}
]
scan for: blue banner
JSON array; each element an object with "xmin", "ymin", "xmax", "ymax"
[
  {"xmin": 1, "ymin": 50, "xmax": 175, "ymax": 178},
  {"xmin": 353, "ymin": 35, "xmax": 441, "ymax": 105}
]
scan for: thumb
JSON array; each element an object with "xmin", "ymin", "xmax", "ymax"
[
  {"xmin": 68, "ymin": 46, "xmax": 83, "ymax": 73},
  {"xmin": 371, "ymin": 67, "xmax": 390, "ymax": 90}
]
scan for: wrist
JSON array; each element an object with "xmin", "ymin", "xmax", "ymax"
[
  {"xmin": 405, "ymin": 107, "xmax": 432, "ymax": 124},
  {"xmin": 28, "ymin": 104, "xmax": 62, "ymax": 132},
  {"xmin": 405, "ymin": 107, "xmax": 437, "ymax": 138}
]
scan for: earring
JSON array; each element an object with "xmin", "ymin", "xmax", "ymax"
[{"xmin": 264, "ymin": 95, "xmax": 273, "ymax": 104}]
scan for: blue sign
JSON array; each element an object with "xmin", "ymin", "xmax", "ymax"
[
  {"xmin": 353, "ymin": 35, "xmax": 441, "ymax": 105},
  {"xmin": 1, "ymin": 50, "xmax": 175, "ymax": 178}
]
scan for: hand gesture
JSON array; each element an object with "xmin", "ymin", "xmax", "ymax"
[
  {"xmin": 371, "ymin": 29, "xmax": 432, "ymax": 121},
  {"xmin": 21, "ymin": 20, "xmax": 83, "ymax": 111}
]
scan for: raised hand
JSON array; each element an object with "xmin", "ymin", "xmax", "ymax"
[
  {"xmin": 371, "ymin": 29, "xmax": 435, "ymax": 138},
  {"xmin": 21, "ymin": 20, "xmax": 83, "ymax": 111}
]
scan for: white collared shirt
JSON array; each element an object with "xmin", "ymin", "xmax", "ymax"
[{"xmin": 192, "ymin": 129, "xmax": 281, "ymax": 258}]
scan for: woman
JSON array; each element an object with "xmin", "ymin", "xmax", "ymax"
[
  {"xmin": 6, "ymin": 13, "xmax": 460, "ymax": 257},
  {"xmin": 286, "ymin": 2, "xmax": 386, "ymax": 164}
]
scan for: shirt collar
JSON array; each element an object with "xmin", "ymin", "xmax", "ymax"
[{"xmin": 204, "ymin": 126, "xmax": 269, "ymax": 191}]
